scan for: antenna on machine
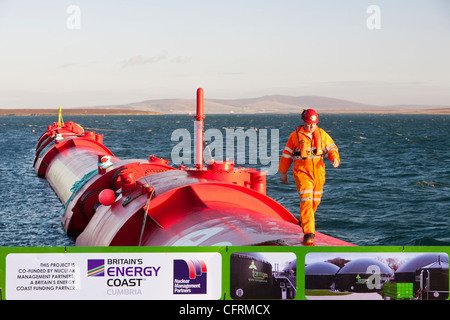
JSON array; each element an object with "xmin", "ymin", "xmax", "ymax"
[{"xmin": 195, "ymin": 88, "xmax": 205, "ymax": 169}]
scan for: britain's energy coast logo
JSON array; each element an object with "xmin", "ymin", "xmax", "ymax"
[
  {"xmin": 87, "ymin": 259, "xmax": 105, "ymax": 277},
  {"xmin": 86, "ymin": 257, "xmax": 161, "ymax": 297},
  {"xmin": 173, "ymin": 259, "xmax": 207, "ymax": 294}
]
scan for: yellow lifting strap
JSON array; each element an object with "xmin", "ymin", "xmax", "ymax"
[{"xmin": 58, "ymin": 106, "xmax": 65, "ymax": 127}]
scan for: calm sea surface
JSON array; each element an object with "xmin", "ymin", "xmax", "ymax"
[{"xmin": 1, "ymin": 113, "xmax": 449, "ymax": 247}]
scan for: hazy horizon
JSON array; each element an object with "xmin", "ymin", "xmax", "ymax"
[{"xmin": 1, "ymin": 0, "xmax": 449, "ymax": 109}]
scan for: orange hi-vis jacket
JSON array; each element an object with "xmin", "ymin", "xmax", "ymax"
[
  {"xmin": 278, "ymin": 125, "xmax": 340, "ymax": 235},
  {"xmin": 279, "ymin": 126, "xmax": 339, "ymax": 175}
]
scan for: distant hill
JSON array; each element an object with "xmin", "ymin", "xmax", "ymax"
[
  {"xmin": 2, "ymin": 95, "xmax": 449, "ymax": 115},
  {"xmin": 97, "ymin": 95, "xmax": 384, "ymax": 114},
  {"xmin": 92, "ymin": 95, "xmax": 450, "ymax": 114}
]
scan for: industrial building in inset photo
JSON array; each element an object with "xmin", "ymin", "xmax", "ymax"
[
  {"xmin": 305, "ymin": 252, "xmax": 448, "ymax": 300},
  {"xmin": 230, "ymin": 252, "xmax": 296, "ymax": 300}
]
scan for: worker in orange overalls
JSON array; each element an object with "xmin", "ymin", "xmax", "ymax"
[{"xmin": 278, "ymin": 109, "xmax": 340, "ymax": 245}]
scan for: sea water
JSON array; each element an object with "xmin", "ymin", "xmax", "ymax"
[{"xmin": 0, "ymin": 113, "xmax": 449, "ymax": 246}]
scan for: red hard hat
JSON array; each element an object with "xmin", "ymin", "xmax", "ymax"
[{"xmin": 302, "ymin": 109, "xmax": 319, "ymax": 124}]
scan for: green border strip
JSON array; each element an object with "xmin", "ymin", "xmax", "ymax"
[{"xmin": 1, "ymin": 245, "xmax": 449, "ymax": 300}]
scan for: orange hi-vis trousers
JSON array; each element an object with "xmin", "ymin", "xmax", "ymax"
[
  {"xmin": 278, "ymin": 126, "xmax": 340, "ymax": 235},
  {"xmin": 293, "ymin": 162, "xmax": 325, "ymax": 235}
]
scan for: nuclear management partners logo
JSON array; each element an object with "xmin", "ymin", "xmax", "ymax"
[{"xmin": 173, "ymin": 259, "xmax": 207, "ymax": 294}]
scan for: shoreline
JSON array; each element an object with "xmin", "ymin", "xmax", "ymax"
[
  {"xmin": 0, "ymin": 108, "xmax": 449, "ymax": 116},
  {"xmin": 0, "ymin": 108, "xmax": 163, "ymax": 116},
  {"xmin": 319, "ymin": 108, "xmax": 450, "ymax": 115}
]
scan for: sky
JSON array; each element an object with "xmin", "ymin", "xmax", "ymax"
[{"xmin": 1, "ymin": 0, "xmax": 449, "ymax": 108}]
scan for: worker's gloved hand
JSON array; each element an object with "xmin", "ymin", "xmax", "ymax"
[{"xmin": 280, "ymin": 173, "xmax": 288, "ymax": 184}]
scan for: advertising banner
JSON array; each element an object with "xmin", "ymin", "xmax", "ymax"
[
  {"xmin": 4, "ymin": 252, "xmax": 221, "ymax": 300},
  {"xmin": 1, "ymin": 246, "xmax": 449, "ymax": 304}
]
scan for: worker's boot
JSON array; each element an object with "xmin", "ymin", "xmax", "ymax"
[{"xmin": 303, "ymin": 233, "xmax": 315, "ymax": 246}]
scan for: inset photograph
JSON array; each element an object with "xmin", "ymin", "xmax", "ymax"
[
  {"xmin": 230, "ymin": 252, "xmax": 296, "ymax": 299},
  {"xmin": 305, "ymin": 252, "xmax": 448, "ymax": 300}
]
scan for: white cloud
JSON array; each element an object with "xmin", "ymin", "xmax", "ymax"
[{"xmin": 122, "ymin": 52, "xmax": 169, "ymax": 68}]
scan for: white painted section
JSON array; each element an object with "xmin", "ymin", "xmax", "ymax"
[{"xmin": 46, "ymin": 158, "xmax": 81, "ymax": 204}]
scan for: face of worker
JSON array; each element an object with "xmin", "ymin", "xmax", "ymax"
[{"xmin": 303, "ymin": 121, "xmax": 317, "ymax": 133}]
